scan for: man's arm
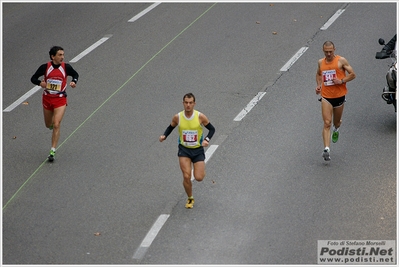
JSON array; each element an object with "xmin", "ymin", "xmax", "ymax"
[
  {"xmin": 315, "ymin": 59, "xmax": 323, "ymax": 95},
  {"xmin": 30, "ymin": 64, "xmax": 47, "ymax": 86},
  {"xmin": 66, "ymin": 63, "xmax": 79, "ymax": 83},
  {"xmin": 159, "ymin": 114, "xmax": 179, "ymax": 142},
  {"xmin": 199, "ymin": 113, "xmax": 215, "ymax": 144},
  {"xmin": 66, "ymin": 64, "xmax": 79, "ymax": 88},
  {"xmin": 340, "ymin": 57, "xmax": 356, "ymax": 83}
]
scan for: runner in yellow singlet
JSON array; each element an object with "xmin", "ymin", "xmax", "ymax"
[{"xmin": 159, "ymin": 93, "xmax": 215, "ymax": 209}]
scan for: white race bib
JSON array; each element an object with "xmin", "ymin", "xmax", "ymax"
[
  {"xmin": 182, "ymin": 130, "xmax": 198, "ymax": 146},
  {"xmin": 322, "ymin": 70, "xmax": 337, "ymax": 86}
]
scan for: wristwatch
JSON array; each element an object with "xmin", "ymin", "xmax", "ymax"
[
  {"xmin": 205, "ymin": 137, "xmax": 210, "ymax": 142},
  {"xmin": 341, "ymin": 79, "xmax": 345, "ymax": 84}
]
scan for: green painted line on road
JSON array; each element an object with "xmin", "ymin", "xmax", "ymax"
[{"xmin": 3, "ymin": 3, "xmax": 218, "ymax": 211}]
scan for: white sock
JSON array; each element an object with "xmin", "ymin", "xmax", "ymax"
[
  {"xmin": 324, "ymin": 147, "xmax": 330, "ymax": 152},
  {"xmin": 51, "ymin": 147, "xmax": 56, "ymax": 152}
]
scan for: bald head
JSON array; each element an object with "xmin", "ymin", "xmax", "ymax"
[{"xmin": 323, "ymin": 41, "xmax": 335, "ymax": 48}]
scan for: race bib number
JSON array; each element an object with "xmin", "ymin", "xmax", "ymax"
[
  {"xmin": 322, "ymin": 70, "xmax": 337, "ymax": 86},
  {"xmin": 46, "ymin": 78, "xmax": 62, "ymax": 91},
  {"xmin": 182, "ymin": 130, "xmax": 198, "ymax": 146}
]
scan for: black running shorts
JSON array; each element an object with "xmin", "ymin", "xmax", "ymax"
[
  {"xmin": 178, "ymin": 144, "xmax": 205, "ymax": 163},
  {"xmin": 322, "ymin": 95, "xmax": 346, "ymax": 108}
]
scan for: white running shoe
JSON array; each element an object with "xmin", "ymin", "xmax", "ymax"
[{"xmin": 322, "ymin": 147, "xmax": 331, "ymax": 161}]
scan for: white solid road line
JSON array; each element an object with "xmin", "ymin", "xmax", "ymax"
[
  {"xmin": 133, "ymin": 145, "xmax": 220, "ymax": 260},
  {"xmin": 280, "ymin": 47, "xmax": 309, "ymax": 72},
  {"xmin": 128, "ymin": 3, "xmax": 161, "ymax": 22},
  {"xmin": 6, "ymin": 3, "xmax": 161, "ymax": 113},
  {"xmin": 191, "ymin": 144, "xmax": 219, "ymax": 181},
  {"xmin": 3, "ymin": 35, "xmax": 112, "ymax": 112},
  {"xmin": 279, "ymin": 8, "xmax": 346, "ymax": 72},
  {"xmin": 132, "ymin": 214, "xmax": 170, "ymax": 260},
  {"xmin": 233, "ymin": 92, "xmax": 266, "ymax": 121},
  {"xmin": 6, "ymin": 1, "xmax": 161, "ymax": 113},
  {"xmin": 320, "ymin": 9, "xmax": 346, "ymax": 30},
  {"xmin": 70, "ymin": 35, "xmax": 112, "ymax": 63},
  {"xmin": 3, "ymin": 86, "xmax": 41, "ymax": 112},
  {"xmin": 205, "ymin": 144, "xmax": 219, "ymax": 164},
  {"xmin": 131, "ymin": 4, "xmax": 347, "ymax": 262},
  {"xmin": 134, "ymin": 145, "xmax": 220, "ymax": 260}
]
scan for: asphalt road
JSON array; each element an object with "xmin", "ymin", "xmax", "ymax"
[{"xmin": 2, "ymin": 2, "xmax": 397, "ymax": 265}]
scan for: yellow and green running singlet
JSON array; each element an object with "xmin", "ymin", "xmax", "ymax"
[{"xmin": 178, "ymin": 110, "xmax": 203, "ymax": 148}]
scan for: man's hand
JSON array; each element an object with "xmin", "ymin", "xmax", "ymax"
[
  {"xmin": 40, "ymin": 79, "xmax": 47, "ymax": 89},
  {"xmin": 159, "ymin": 135, "xmax": 166, "ymax": 142},
  {"xmin": 332, "ymin": 77, "xmax": 343, "ymax": 85},
  {"xmin": 202, "ymin": 139, "xmax": 209, "ymax": 147},
  {"xmin": 315, "ymin": 85, "xmax": 322, "ymax": 95}
]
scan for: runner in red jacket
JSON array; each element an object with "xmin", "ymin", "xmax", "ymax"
[{"xmin": 31, "ymin": 46, "xmax": 79, "ymax": 162}]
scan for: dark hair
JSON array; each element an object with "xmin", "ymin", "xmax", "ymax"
[
  {"xmin": 183, "ymin": 93, "xmax": 195, "ymax": 102},
  {"xmin": 323, "ymin": 41, "xmax": 335, "ymax": 48},
  {"xmin": 49, "ymin": 46, "xmax": 64, "ymax": 59}
]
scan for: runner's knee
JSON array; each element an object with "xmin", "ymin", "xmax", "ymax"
[
  {"xmin": 194, "ymin": 170, "xmax": 205, "ymax": 181},
  {"xmin": 195, "ymin": 175, "xmax": 205, "ymax": 182},
  {"xmin": 323, "ymin": 121, "xmax": 332, "ymax": 128},
  {"xmin": 182, "ymin": 171, "xmax": 191, "ymax": 181},
  {"xmin": 53, "ymin": 122, "xmax": 61, "ymax": 129}
]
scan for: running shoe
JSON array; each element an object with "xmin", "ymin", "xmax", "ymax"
[
  {"xmin": 49, "ymin": 124, "xmax": 53, "ymax": 130},
  {"xmin": 185, "ymin": 197, "xmax": 194, "ymax": 209},
  {"xmin": 332, "ymin": 129, "xmax": 339, "ymax": 143},
  {"xmin": 48, "ymin": 150, "xmax": 56, "ymax": 162},
  {"xmin": 322, "ymin": 148, "xmax": 331, "ymax": 161}
]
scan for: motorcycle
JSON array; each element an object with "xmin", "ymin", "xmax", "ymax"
[{"xmin": 375, "ymin": 38, "xmax": 397, "ymax": 112}]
